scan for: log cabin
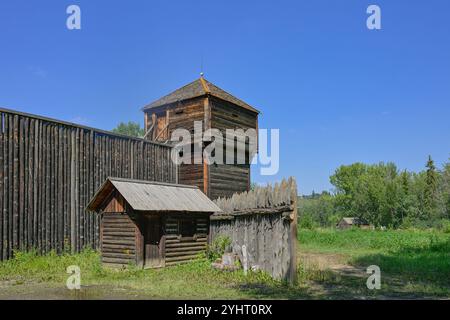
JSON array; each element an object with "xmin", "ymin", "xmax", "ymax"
[
  {"xmin": 87, "ymin": 177, "xmax": 221, "ymax": 268},
  {"xmin": 142, "ymin": 76, "xmax": 260, "ymax": 199}
]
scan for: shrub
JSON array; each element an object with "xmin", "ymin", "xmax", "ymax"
[
  {"xmin": 298, "ymin": 213, "xmax": 317, "ymax": 230},
  {"xmin": 439, "ymin": 219, "xmax": 450, "ymax": 233},
  {"xmin": 205, "ymin": 236, "xmax": 231, "ymax": 261}
]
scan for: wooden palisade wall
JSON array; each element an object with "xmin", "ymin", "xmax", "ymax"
[
  {"xmin": 0, "ymin": 108, "xmax": 176, "ymax": 261},
  {"xmin": 211, "ymin": 177, "xmax": 298, "ymax": 283}
]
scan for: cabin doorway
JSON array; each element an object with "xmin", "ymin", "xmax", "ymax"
[{"xmin": 144, "ymin": 216, "xmax": 162, "ymax": 268}]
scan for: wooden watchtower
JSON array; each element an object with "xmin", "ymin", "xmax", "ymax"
[{"xmin": 142, "ymin": 77, "xmax": 260, "ymax": 199}]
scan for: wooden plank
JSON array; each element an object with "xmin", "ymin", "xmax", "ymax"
[
  {"xmin": 4, "ymin": 115, "xmax": 10, "ymax": 259},
  {"xmin": 102, "ymin": 252, "xmax": 135, "ymax": 259},
  {"xmin": 102, "ymin": 231, "xmax": 136, "ymax": 237},
  {"xmin": 12, "ymin": 115, "xmax": 19, "ymax": 251},
  {"xmin": 102, "ymin": 239, "xmax": 136, "ymax": 246},
  {"xmin": 165, "ymin": 246, "xmax": 206, "ymax": 253},
  {"xmin": 50, "ymin": 125, "xmax": 56, "ymax": 251},
  {"xmin": 165, "ymin": 254, "xmax": 202, "ymax": 263},
  {"xmin": 37, "ymin": 120, "xmax": 43, "ymax": 253},
  {"xmin": 165, "ymin": 242, "xmax": 206, "ymax": 248},
  {"xmin": 102, "ymin": 243, "xmax": 135, "ymax": 251},
  {"xmin": 27, "ymin": 119, "xmax": 33, "ymax": 250},
  {"xmin": 57, "ymin": 127, "xmax": 63, "ymax": 252},
  {"xmin": 79, "ymin": 129, "xmax": 84, "ymax": 249},
  {"xmin": 0, "ymin": 113, "xmax": 3, "ymax": 260},
  {"xmin": 70, "ymin": 128, "xmax": 76, "ymax": 252},
  {"xmin": 165, "ymin": 250, "xmax": 204, "ymax": 257},
  {"xmin": 19, "ymin": 117, "xmax": 25, "ymax": 250},
  {"xmin": 103, "ymin": 228, "xmax": 135, "ymax": 234},
  {"xmin": 101, "ymin": 256, "xmax": 134, "ymax": 265}
]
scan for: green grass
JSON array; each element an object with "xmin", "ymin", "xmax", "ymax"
[
  {"xmin": 0, "ymin": 249, "xmax": 310, "ymax": 299},
  {"xmin": 1, "ymin": 228, "xmax": 449, "ymax": 299},
  {"xmin": 299, "ymin": 228, "xmax": 450, "ymax": 293}
]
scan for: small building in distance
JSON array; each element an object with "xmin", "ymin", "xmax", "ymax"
[
  {"xmin": 87, "ymin": 177, "xmax": 221, "ymax": 268},
  {"xmin": 142, "ymin": 76, "xmax": 260, "ymax": 199},
  {"xmin": 337, "ymin": 217, "xmax": 371, "ymax": 230}
]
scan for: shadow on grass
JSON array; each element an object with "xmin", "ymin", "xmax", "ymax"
[
  {"xmin": 352, "ymin": 238, "xmax": 450, "ymax": 286},
  {"xmin": 238, "ymin": 237, "xmax": 450, "ymax": 299},
  {"xmin": 233, "ymin": 282, "xmax": 312, "ymax": 300},
  {"xmin": 232, "ymin": 267, "xmax": 366, "ymax": 300}
]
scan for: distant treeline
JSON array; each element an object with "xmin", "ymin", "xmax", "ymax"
[{"xmin": 298, "ymin": 156, "xmax": 450, "ymax": 230}]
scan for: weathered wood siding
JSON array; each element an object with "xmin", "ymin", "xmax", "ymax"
[
  {"xmin": 211, "ymin": 178, "xmax": 298, "ymax": 283},
  {"xmin": 163, "ymin": 214, "xmax": 209, "ymax": 266},
  {"xmin": 0, "ymin": 108, "xmax": 176, "ymax": 261},
  {"xmin": 179, "ymin": 164, "xmax": 204, "ymax": 191},
  {"xmin": 210, "ymin": 97, "xmax": 258, "ymax": 134},
  {"xmin": 145, "ymin": 99, "xmax": 206, "ymax": 193},
  {"xmin": 209, "ymin": 164, "xmax": 250, "ymax": 200},
  {"xmin": 144, "ymin": 96, "xmax": 257, "ymax": 200},
  {"xmin": 145, "ymin": 98, "xmax": 205, "ymax": 143},
  {"xmin": 101, "ymin": 213, "xmax": 137, "ymax": 267}
]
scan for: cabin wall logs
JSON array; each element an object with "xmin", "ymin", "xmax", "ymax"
[
  {"xmin": 0, "ymin": 108, "xmax": 176, "ymax": 261},
  {"xmin": 101, "ymin": 213, "xmax": 137, "ymax": 267},
  {"xmin": 164, "ymin": 214, "xmax": 209, "ymax": 266}
]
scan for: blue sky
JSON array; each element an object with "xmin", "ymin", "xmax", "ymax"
[{"xmin": 0, "ymin": 0, "xmax": 449, "ymax": 195}]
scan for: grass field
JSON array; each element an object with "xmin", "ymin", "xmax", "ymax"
[
  {"xmin": 299, "ymin": 228, "xmax": 450, "ymax": 298},
  {"xmin": 0, "ymin": 228, "xmax": 449, "ymax": 299},
  {"xmin": 0, "ymin": 249, "xmax": 308, "ymax": 299}
]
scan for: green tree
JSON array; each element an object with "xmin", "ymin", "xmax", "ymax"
[
  {"xmin": 112, "ymin": 121, "xmax": 145, "ymax": 138},
  {"xmin": 424, "ymin": 155, "xmax": 438, "ymax": 217},
  {"xmin": 302, "ymin": 159, "xmax": 449, "ymax": 230},
  {"xmin": 330, "ymin": 162, "xmax": 368, "ymax": 216},
  {"xmin": 438, "ymin": 157, "xmax": 450, "ymax": 219}
]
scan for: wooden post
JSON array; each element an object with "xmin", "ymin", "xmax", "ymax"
[
  {"xmin": 203, "ymin": 97, "xmax": 211, "ymax": 197},
  {"xmin": 165, "ymin": 109, "xmax": 170, "ymax": 141},
  {"xmin": 288, "ymin": 178, "xmax": 298, "ymax": 284},
  {"xmin": 135, "ymin": 214, "xmax": 144, "ymax": 268},
  {"xmin": 12, "ymin": 115, "xmax": 19, "ymax": 252},
  {"xmin": 0, "ymin": 113, "xmax": 3, "ymax": 260},
  {"xmin": 151, "ymin": 113, "xmax": 156, "ymax": 141},
  {"xmin": 70, "ymin": 130, "xmax": 76, "ymax": 253},
  {"xmin": 144, "ymin": 112, "xmax": 149, "ymax": 133}
]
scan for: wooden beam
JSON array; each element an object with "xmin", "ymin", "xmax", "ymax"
[
  {"xmin": 203, "ymin": 97, "xmax": 211, "ymax": 196},
  {"xmin": 143, "ymin": 123, "xmax": 154, "ymax": 140},
  {"xmin": 144, "ymin": 112, "xmax": 149, "ymax": 132},
  {"xmin": 154, "ymin": 122, "xmax": 169, "ymax": 141},
  {"xmin": 151, "ymin": 113, "xmax": 156, "ymax": 140}
]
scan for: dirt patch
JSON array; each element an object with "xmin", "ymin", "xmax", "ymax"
[{"xmin": 299, "ymin": 252, "xmax": 366, "ymax": 278}]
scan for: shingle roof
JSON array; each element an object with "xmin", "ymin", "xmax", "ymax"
[
  {"xmin": 142, "ymin": 77, "xmax": 260, "ymax": 114},
  {"xmin": 87, "ymin": 177, "xmax": 221, "ymax": 213}
]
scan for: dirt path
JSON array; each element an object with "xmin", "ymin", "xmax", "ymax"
[
  {"xmin": 299, "ymin": 252, "xmax": 366, "ymax": 277},
  {"xmin": 298, "ymin": 251, "xmax": 450, "ymax": 300}
]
